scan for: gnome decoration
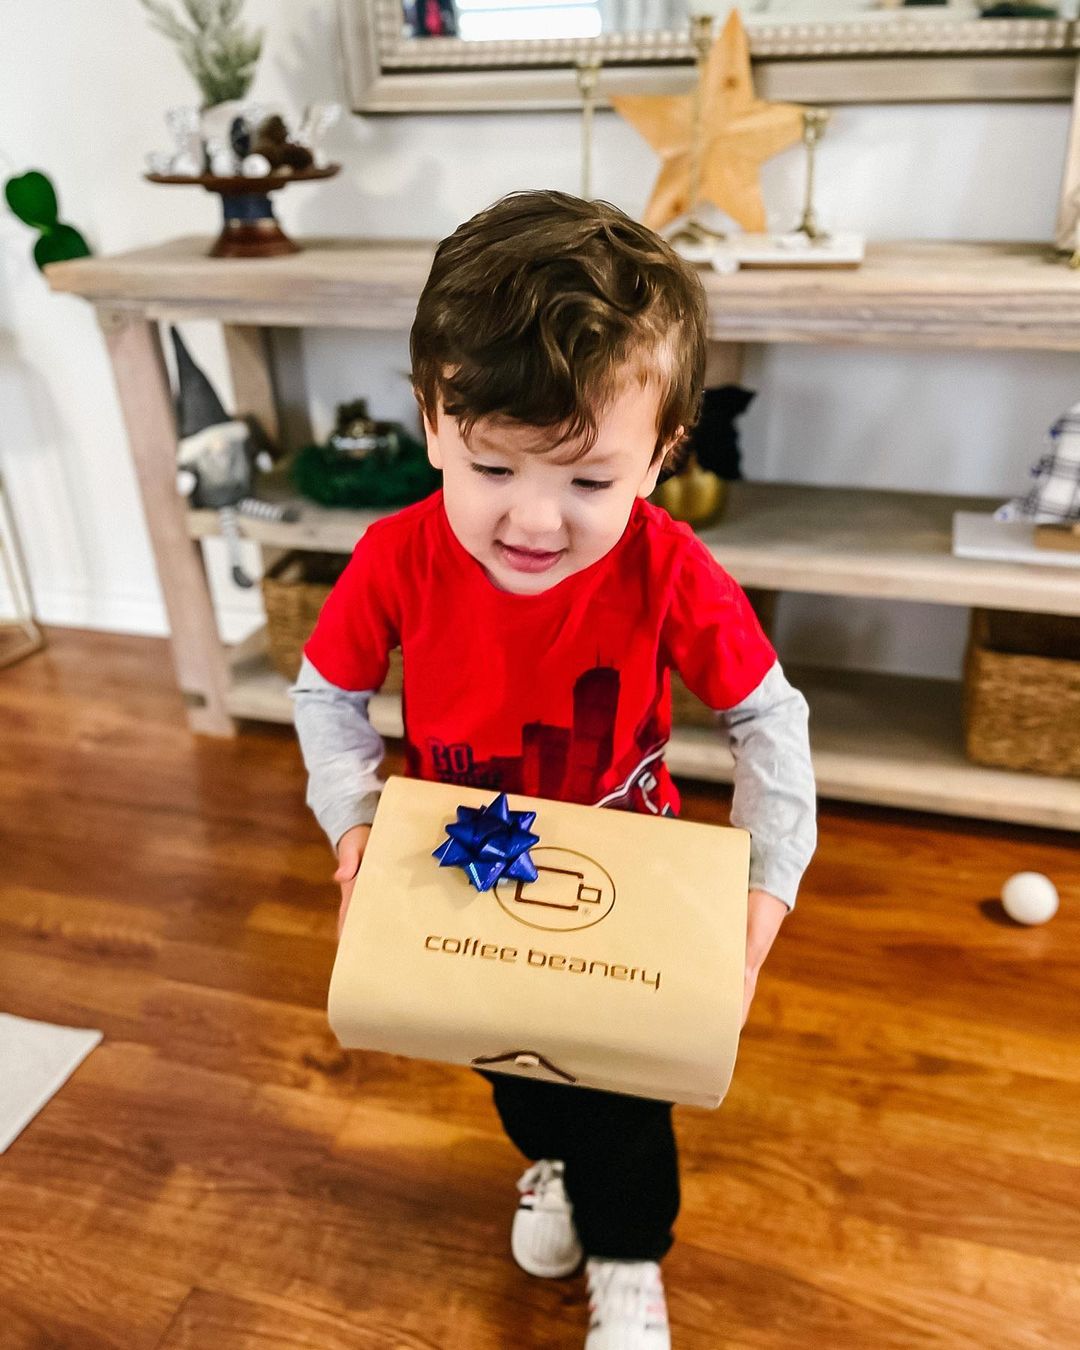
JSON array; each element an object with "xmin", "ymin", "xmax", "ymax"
[{"xmin": 171, "ymin": 327, "xmax": 297, "ymax": 587}]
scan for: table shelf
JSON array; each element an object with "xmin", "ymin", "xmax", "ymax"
[
  {"xmin": 196, "ymin": 480, "xmax": 1080, "ymax": 616},
  {"xmin": 46, "ymin": 234, "xmax": 1080, "ymax": 825},
  {"xmin": 226, "ymin": 643, "xmax": 1080, "ymax": 831},
  {"xmin": 48, "ymin": 238, "xmax": 1080, "ymax": 349}
]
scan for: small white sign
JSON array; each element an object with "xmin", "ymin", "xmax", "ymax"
[{"xmin": 952, "ymin": 511, "xmax": 1080, "ymax": 569}]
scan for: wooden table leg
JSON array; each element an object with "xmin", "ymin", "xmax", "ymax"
[
  {"xmin": 266, "ymin": 329, "xmax": 313, "ymax": 451},
  {"xmin": 705, "ymin": 340, "xmax": 745, "ymax": 388},
  {"xmin": 223, "ymin": 324, "xmax": 313, "ymax": 456},
  {"xmin": 223, "ymin": 324, "xmax": 280, "ymax": 447},
  {"xmin": 99, "ymin": 308, "xmax": 235, "ymax": 735}
]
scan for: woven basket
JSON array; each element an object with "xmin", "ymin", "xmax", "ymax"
[
  {"xmin": 262, "ymin": 552, "xmax": 348, "ymax": 681},
  {"xmin": 261, "ymin": 551, "xmax": 404, "ymax": 696},
  {"xmin": 963, "ymin": 608, "xmax": 1080, "ymax": 777}
]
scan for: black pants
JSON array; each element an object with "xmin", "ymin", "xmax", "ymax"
[{"xmin": 482, "ymin": 1072, "xmax": 680, "ymax": 1262}]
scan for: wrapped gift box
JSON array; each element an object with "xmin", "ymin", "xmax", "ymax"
[{"xmin": 328, "ymin": 776, "xmax": 749, "ymax": 1108}]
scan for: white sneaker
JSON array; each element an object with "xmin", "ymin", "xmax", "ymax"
[
  {"xmin": 510, "ymin": 1159, "xmax": 583, "ymax": 1278},
  {"xmin": 585, "ymin": 1259, "xmax": 671, "ymax": 1350}
]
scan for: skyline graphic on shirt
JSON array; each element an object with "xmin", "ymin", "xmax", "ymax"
[{"xmin": 424, "ymin": 662, "xmax": 671, "ymax": 813}]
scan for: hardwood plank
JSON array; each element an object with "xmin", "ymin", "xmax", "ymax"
[
  {"xmin": 157, "ymin": 1275, "xmax": 583, "ymax": 1350},
  {"xmin": 2, "ymin": 629, "xmax": 1078, "ymax": 1349},
  {"xmin": 156, "ymin": 1287, "xmax": 438, "ymax": 1350},
  {"xmin": 0, "ymin": 1240, "xmax": 187, "ymax": 1350}
]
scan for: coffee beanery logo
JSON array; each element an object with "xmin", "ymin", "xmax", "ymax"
[{"xmin": 494, "ymin": 847, "xmax": 615, "ymax": 932}]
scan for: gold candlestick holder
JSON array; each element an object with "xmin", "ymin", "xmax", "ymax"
[
  {"xmin": 576, "ymin": 58, "xmax": 602, "ymax": 200},
  {"xmin": 795, "ymin": 107, "xmax": 830, "ymax": 242},
  {"xmin": 668, "ymin": 15, "xmax": 726, "ymax": 258}
]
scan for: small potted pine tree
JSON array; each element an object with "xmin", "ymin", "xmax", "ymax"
[{"xmin": 140, "ymin": 0, "xmax": 339, "ymax": 256}]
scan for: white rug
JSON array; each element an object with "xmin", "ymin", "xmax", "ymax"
[{"xmin": 0, "ymin": 1013, "xmax": 102, "ymax": 1153}]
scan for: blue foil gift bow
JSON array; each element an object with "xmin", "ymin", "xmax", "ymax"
[{"xmin": 432, "ymin": 793, "xmax": 539, "ymax": 893}]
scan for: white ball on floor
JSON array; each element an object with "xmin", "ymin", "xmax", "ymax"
[{"xmin": 1001, "ymin": 872, "xmax": 1058, "ymax": 925}]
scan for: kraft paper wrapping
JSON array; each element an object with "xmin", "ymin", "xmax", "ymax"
[{"xmin": 328, "ymin": 777, "xmax": 748, "ymax": 1108}]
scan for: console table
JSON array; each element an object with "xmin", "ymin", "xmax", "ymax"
[{"xmin": 46, "ymin": 237, "xmax": 1080, "ymax": 829}]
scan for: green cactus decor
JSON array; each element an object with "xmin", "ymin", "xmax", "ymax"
[
  {"xmin": 140, "ymin": 0, "xmax": 263, "ymax": 108},
  {"xmin": 4, "ymin": 170, "xmax": 91, "ymax": 272}
]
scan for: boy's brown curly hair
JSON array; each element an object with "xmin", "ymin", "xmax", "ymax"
[{"xmin": 410, "ymin": 190, "xmax": 707, "ymax": 466}]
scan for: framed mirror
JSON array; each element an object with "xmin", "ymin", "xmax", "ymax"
[{"xmin": 338, "ymin": 0, "xmax": 1079, "ymax": 112}]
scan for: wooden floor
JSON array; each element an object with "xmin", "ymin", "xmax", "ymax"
[{"xmin": 1, "ymin": 630, "xmax": 1078, "ymax": 1350}]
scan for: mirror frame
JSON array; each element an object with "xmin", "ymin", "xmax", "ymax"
[{"xmin": 338, "ymin": 1, "xmax": 1079, "ymax": 112}]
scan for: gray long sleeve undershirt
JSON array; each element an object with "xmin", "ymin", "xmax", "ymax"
[{"xmin": 290, "ymin": 655, "xmax": 817, "ymax": 909}]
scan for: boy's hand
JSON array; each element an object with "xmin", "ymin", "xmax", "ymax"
[
  {"xmin": 333, "ymin": 824, "xmax": 372, "ymax": 939},
  {"xmin": 743, "ymin": 888, "xmax": 788, "ymax": 1027}
]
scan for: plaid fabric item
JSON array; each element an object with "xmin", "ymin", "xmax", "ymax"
[{"xmin": 996, "ymin": 408, "xmax": 1080, "ymax": 523}]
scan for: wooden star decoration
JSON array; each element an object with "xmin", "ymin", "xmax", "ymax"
[{"xmin": 610, "ymin": 10, "xmax": 804, "ymax": 234}]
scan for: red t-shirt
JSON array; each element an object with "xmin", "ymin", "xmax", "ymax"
[{"xmin": 304, "ymin": 491, "xmax": 775, "ymax": 817}]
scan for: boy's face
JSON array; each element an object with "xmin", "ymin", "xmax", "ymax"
[{"xmin": 424, "ymin": 377, "xmax": 672, "ymax": 596}]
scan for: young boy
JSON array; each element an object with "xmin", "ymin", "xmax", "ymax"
[{"xmin": 291, "ymin": 190, "xmax": 816, "ymax": 1350}]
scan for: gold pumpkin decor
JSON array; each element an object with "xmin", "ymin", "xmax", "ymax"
[{"xmin": 652, "ymin": 461, "xmax": 727, "ymax": 528}]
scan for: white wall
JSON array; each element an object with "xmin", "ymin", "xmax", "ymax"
[{"xmin": 0, "ymin": 0, "xmax": 1076, "ymax": 679}]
